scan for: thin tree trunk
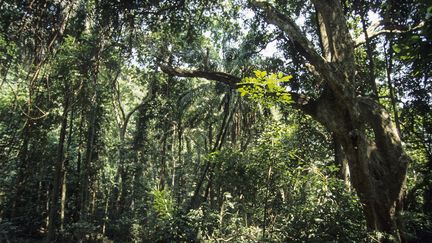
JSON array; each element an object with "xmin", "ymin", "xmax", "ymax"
[
  {"xmin": 116, "ymin": 130, "xmax": 127, "ymax": 215},
  {"xmin": 263, "ymin": 164, "xmax": 273, "ymax": 239},
  {"xmin": 102, "ymin": 187, "xmax": 110, "ymax": 235},
  {"xmin": 81, "ymin": 40, "xmax": 102, "ymax": 220},
  {"xmin": 115, "ymin": 99, "xmax": 152, "ymax": 214},
  {"xmin": 159, "ymin": 134, "xmax": 168, "ymax": 189},
  {"xmin": 47, "ymin": 94, "xmax": 70, "ymax": 242},
  {"xmin": 175, "ymin": 122, "xmax": 183, "ymax": 203},
  {"xmin": 189, "ymin": 94, "xmax": 232, "ymax": 209},
  {"xmin": 359, "ymin": 4, "xmax": 379, "ymax": 99},
  {"xmin": 61, "ymin": 108, "xmax": 74, "ymax": 231},
  {"xmin": 90, "ymin": 184, "xmax": 97, "ymax": 216},
  {"xmin": 81, "ymin": 99, "xmax": 98, "ymax": 221},
  {"xmin": 172, "ymin": 125, "xmax": 177, "ymax": 189},
  {"xmin": 75, "ymin": 110, "xmax": 84, "ymax": 221},
  {"xmin": 10, "ymin": 120, "xmax": 32, "ymax": 219},
  {"xmin": 385, "ymin": 37, "xmax": 401, "ymax": 136},
  {"xmin": 60, "ymin": 171, "xmax": 67, "ymax": 231}
]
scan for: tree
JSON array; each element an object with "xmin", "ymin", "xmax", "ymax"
[{"xmin": 160, "ymin": 0, "xmax": 420, "ymax": 240}]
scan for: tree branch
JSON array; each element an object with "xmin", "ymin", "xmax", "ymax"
[
  {"xmin": 159, "ymin": 63, "xmax": 311, "ymax": 109},
  {"xmin": 250, "ymin": 0, "xmax": 327, "ymax": 72},
  {"xmin": 311, "ymin": 0, "xmax": 355, "ymax": 63},
  {"xmin": 355, "ymin": 20, "xmax": 425, "ymax": 46},
  {"xmin": 250, "ymin": 0, "xmax": 353, "ymax": 102},
  {"xmin": 159, "ymin": 64, "xmax": 241, "ymax": 88},
  {"xmin": 120, "ymin": 86, "xmax": 155, "ymax": 140}
]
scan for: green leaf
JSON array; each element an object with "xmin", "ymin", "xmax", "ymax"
[
  {"xmin": 280, "ymin": 75, "xmax": 293, "ymax": 82},
  {"xmin": 278, "ymin": 72, "xmax": 284, "ymax": 79},
  {"xmin": 392, "ymin": 45, "xmax": 401, "ymax": 53}
]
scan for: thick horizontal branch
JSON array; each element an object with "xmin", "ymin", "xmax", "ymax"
[
  {"xmin": 355, "ymin": 20, "xmax": 425, "ymax": 46},
  {"xmin": 159, "ymin": 64, "xmax": 311, "ymax": 109},
  {"xmin": 159, "ymin": 64, "xmax": 241, "ymax": 88}
]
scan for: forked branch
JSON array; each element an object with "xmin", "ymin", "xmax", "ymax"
[
  {"xmin": 250, "ymin": 0, "xmax": 327, "ymax": 72},
  {"xmin": 355, "ymin": 20, "xmax": 425, "ymax": 46},
  {"xmin": 355, "ymin": 20, "xmax": 425, "ymax": 47}
]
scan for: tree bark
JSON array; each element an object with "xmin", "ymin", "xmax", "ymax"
[
  {"xmin": 333, "ymin": 135, "xmax": 350, "ymax": 188},
  {"xmin": 303, "ymin": 89, "xmax": 409, "ymax": 241}
]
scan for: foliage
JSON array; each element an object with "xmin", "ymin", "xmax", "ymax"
[
  {"xmin": 238, "ymin": 70, "xmax": 293, "ymax": 106},
  {"xmin": 178, "ymin": 121, "xmax": 367, "ymax": 242},
  {"xmin": 150, "ymin": 188, "xmax": 174, "ymax": 220},
  {"xmin": 0, "ymin": 0, "xmax": 430, "ymax": 242}
]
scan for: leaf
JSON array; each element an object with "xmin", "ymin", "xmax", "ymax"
[
  {"xmin": 280, "ymin": 75, "xmax": 293, "ymax": 82},
  {"xmin": 278, "ymin": 72, "xmax": 284, "ymax": 79},
  {"xmin": 392, "ymin": 44, "xmax": 401, "ymax": 53},
  {"xmin": 254, "ymin": 70, "xmax": 267, "ymax": 78},
  {"xmin": 239, "ymin": 88, "xmax": 248, "ymax": 96},
  {"xmin": 410, "ymin": 35, "xmax": 420, "ymax": 41}
]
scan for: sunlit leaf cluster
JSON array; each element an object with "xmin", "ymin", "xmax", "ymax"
[{"xmin": 238, "ymin": 70, "xmax": 293, "ymax": 106}]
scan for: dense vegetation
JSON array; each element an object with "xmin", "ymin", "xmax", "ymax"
[{"xmin": 0, "ymin": 0, "xmax": 431, "ymax": 242}]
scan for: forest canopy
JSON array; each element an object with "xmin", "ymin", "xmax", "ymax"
[{"xmin": 0, "ymin": 0, "xmax": 431, "ymax": 242}]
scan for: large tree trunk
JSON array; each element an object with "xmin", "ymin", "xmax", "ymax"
[
  {"xmin": 304, "ymin": 88, "xmax": 409, "ymax": 240},
  {"xmin": 251, "ymin": 1, "xmax": 410, "ymax": 240}
]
